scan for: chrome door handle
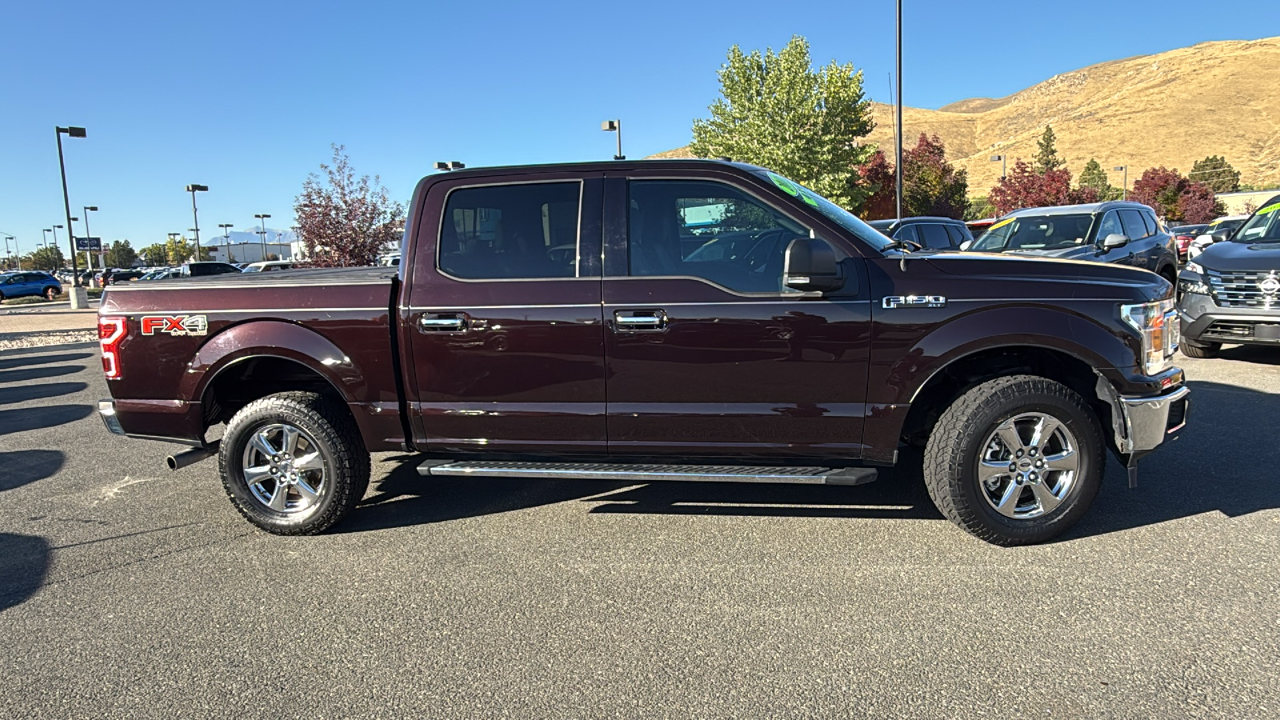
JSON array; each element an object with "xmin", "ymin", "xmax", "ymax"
[
  {"xmin": 418, "ymin": 313, "xmax": 468, "ymax": 332},
  {"xmin": 614, "ymin": 310, "xmax": 667, "ymax": 332}
]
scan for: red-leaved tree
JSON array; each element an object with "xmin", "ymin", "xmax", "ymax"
[
  {"xmin": 294, "ymin": 144, "xmax": 405, "ymax": 267},
  {"xmin": 1130, "ymin": 167, "xmax": 1224, "ymax": 224},
  {"xmin": 988, "ymin": 160, "xmax": 1099, "ymax": 215},
  {"xmin": 858, "ymin": 135, "xmax": 969, "ymax": 220}
]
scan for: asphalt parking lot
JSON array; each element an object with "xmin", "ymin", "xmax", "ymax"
[{"xmin": 1, "ymin": 343, "xmax": 1277, "ymax": 718}]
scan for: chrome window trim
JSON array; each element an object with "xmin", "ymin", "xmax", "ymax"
[
  {"xmin": 102, "ymin": 281, "xmax": 393, "ymax": 291},
  {"xmin": 101, "ymin": 307, "xmax": 388, "ymax": 315},
  {"xmin": 434, "ymin": 179, "xmax": 586, "ymax": 283}
]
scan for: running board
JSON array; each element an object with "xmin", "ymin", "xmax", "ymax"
[{"xmin": 418, "ymin": 461, "xmax": 877, "ymax": 486}]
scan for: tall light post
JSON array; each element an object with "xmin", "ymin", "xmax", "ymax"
[
  {"xmin": 254, "ymin": 213, "xmax": 271, "ymax": 262},
  {"xmin": 1113, "ymin": 166, "xmax": 1128, "ymax": 201},
  {"xmin": 83, "ymin": 206, "xmax": 99, "ymax": 276},
  {"xmin": 218, "ymin": 223, "xmax": 234, "ymax": 263},
  {"xmin": 990, "ymin": 154, "xmax": 1007, "ymax": 181},
  {"xmin": 51, "ymin": 224, "xmax": 64, "ymax": 274},
  {"xmin": 42, "ymin": 228, "xmax": 53, "ymax": 251},
  {"xmin": 894, "ymin": 0, "xmax": 904, "ymax": 222},
  {"xmin": 2, "ymin": 234, "xmax": 16, "ymax": 270},
  {"xmin": 55, "ymin": 127, "xmax": 86, "ymax": 301},
  {"xmin": 601, "ymin": 120, "xmax": 624, "ymax": 160},
  {"xmin": 186, "ymin": 184, "xmax": 208, "ymax": 246}
]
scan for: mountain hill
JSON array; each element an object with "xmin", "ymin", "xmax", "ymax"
[{"xmin": 653, "ymin": 37, "xmax": 1280, "ymax": 195}]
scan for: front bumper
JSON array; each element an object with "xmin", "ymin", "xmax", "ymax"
[
  {"xmin": 1180, "ymin": 294, "xmax": 1280, "ymax": 345},
  {"xmin": 1117, "ymin": 385, "xmax": 1190, "ymax": 457}
]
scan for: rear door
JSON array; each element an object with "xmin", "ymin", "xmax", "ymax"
[
  {"xmin": 601, "ymin": 169, "xmax": 872, "ymax": 459},
  {"xmin": 403, "ymin": 172, "xmax": 607, "ymax": 454},
  {"xmin": 1118, "ymin": 209, "xmax": 1152, "ymax": 269}
]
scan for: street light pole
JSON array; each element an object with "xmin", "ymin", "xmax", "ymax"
[
  {"xmin": 990, "ymin": 154, "xmax": 1006, "ymax": 181},
  {"xmin": 55, "ymin": 127, "xmax": 86, "ymax": 299},
  {"xmin": 254, "ymin": 214, "xmax": 271, "ymax": 262},
  {"xmin": 601, "ymin": 120, "xmax": 624, "ymax": 160},
  {"xmin": 218, "ymin": 223, "xmax": 233, "ymax": 263},
  {"xmin": 894, "ymin": 0, "xmax": 904, "ymax": 223},
  {"xmin": 51, "ymin": 224, "xmax": 64, "ymax": 273},
  {"xmin": 1, "ymin": 234, "xmax": 15, "ymax": 270},
  {"xmin": 186, "ymin": 184, "xmax": 208, "ymax": 247},
  {"xmin": 1113, "ymin": 166, "xmax": 1128, "ymax": 201}
]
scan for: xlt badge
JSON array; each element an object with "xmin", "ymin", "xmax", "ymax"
[{"xmin": 882, "ymin": 295, "xmax": 947, "ymax": 309}]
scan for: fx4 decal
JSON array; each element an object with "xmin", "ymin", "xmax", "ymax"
[{"xmin": 140, "ymin": 315, "xmax": 209, "ymax": 337}]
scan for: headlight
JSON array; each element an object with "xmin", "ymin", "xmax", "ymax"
[
  {"xmin": 1120, "ymin": 299, "xmax": 1178, "ymax": 376},
  {"xmin": 1184, "ymin": 261, "xmax": 1204, "ymax": 275}
]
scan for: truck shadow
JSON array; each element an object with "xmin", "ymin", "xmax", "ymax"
[
  {"xmin": 0, "ymin": 450, "xmax": 65, "ymax": 491},
  {"xmin": 0, "ymin": 365, "xmax": 85, "ymax": 385},
  {"xmin": 0, "ymin": 352, "xmax": 93, "ymax": 371},
  {"xmin": 1212, "ymin": 345, "xmax": 1280, "ymax": 366},
  {"xmin": 0, "ymin": 533, "xmax": 50, "ymax": 613},
  {"xmin": 0, "ymin": 382, "xmax": 88, "ymax": 406},
  {"xmin": 0, "ymin": 405, "xmax": 93, "ymax": 437},
  {"xmin": 339, "ymin": 380, "xmax": 1275, "ymax": 542}
]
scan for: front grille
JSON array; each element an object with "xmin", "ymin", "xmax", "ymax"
[{"xmin": 1206, "ymin": 269, "xmax": 1280, "ymax": 308}]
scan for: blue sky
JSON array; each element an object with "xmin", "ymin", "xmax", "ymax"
[{"xmin": 1, "ymin": 0, "xmax": 1275, "ymax": 253}]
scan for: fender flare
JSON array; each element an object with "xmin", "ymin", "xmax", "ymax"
[
  {"xmin": 894, "ymin": 306, "xmax": 1134, "ymax": 407},
  {"xmin": 179, "ymin": 320, "xmax": 367, "ymax": 406}
]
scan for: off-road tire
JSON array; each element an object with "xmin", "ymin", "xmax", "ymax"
[
  {"xmin": 923, "ymin": 375, "xmax": 1103, "ymax": 546},
  {"xmin": 218, "ymin": 391, "xmax": 369, "ymax": 535},
  {"xmin": 1180, "ymin": 338, "xmax": 1220, "ymax": 359}
]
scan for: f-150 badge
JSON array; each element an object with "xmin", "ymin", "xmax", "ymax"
[
  {"xmin": 140, "ymin": 315, "xmax": 209, "ymax": 336},
  {"xmin": 882, "ymin": 295, "xmax": 947, "ymax": 309}
]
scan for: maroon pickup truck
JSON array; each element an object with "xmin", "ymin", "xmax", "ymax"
[{"xmin": 97, "ymin": 160, "xmax": 1188, "ymax": 545}]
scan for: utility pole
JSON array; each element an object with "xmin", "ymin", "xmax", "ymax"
[
  {"xmin": 894, "ymin": 0, "xmax": 904, "ymax": 223},
  {"xmin": 254, "ymin": 214, "xmax": 271, "ymax": 262},
  {"xmin": 1114, "ymin": 166, "xmax": 1128, "ymax": 201},
  {"xmin": 218, "ymin": 223, "xmax": 234, "ymax": 263},
  {"xmin": 55, "ymin": 126, "xmax": 87, "ymax": 307}
]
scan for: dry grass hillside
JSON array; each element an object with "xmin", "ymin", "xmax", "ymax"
[{"xmin": 655, "ymin": 37, "xmax": 1280, "ymax": 196}]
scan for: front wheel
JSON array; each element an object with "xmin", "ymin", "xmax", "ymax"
[
  {"xmin": 1180, "ymin": 337, "xmax": 1220, "ymax": 359},
  {"xmin": 44, "ymin": 287, "xmax": 59, "ymax": 301},
  {"xmin": 924, "ymin": 375, "xmax": 1103, "ymax": 546},
  {"xmin": 218, "ymin": 391, "xmax": 370, "ymax": 535}
]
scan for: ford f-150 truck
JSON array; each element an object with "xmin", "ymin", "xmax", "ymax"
[{"xmin": 97, "ymin": 160, "xmax": 1189, "ymax": 545}]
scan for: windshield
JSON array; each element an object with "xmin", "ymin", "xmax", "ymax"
[
  {"xmin": 243, "ymin": 265, "xmax": 264, "ymax": 272},
  {"xmin": 1233, "ymin": 202, "xmax": 1280, "ymax": 243},
  {"xmin": 971, "ymin": 213, "xmax": 1096, "ymax": 252},
  {"xmin": 758, "ymin": 171, "xmax": 895, "ymax": 251}
]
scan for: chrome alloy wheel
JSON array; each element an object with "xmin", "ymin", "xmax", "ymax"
[
  {"xmin": 977, "ymin": 412, "xmax": 1079, "ymax": 520},
  {"xmin": 241, "ymin": 423, "xmax": 325, "ymax": 514}
]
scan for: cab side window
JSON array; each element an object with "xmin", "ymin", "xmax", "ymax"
[
  {"xmin": 439, "ymin": 182, "xmax": 580, "ymax": 280},
  {"xmin": 894, "ymin": 225, "xmax": 920, "ymax": 244},
  {"xmin": 1096, "ymin": 211, "xmax": 1124, "ymax": 242},
  {"xmin": 1119, "ymin": 210, "xmax": 1149, "ymax": 240},
  {"xmin": 917, "ymin": 223, "xmax": 952, "ymax": 250},
  {"xmin": 627, "ymin": 180, "xmax": 807, "ymax": 294}
]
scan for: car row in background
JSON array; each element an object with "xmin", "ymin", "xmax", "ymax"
[
  {"xmin": 1186, "ymin": 214, "xmax": 1250, "ymax": 261},
  {"xmin": 1168, "ymin": 223, "xmax": 1208, "ymax": 262},
  {"xmin": 1178, "ymin": 194, "xmax": 1280, "ymax": 357},
  {"xmin": 867, "ymin": 216, "xmax": 974, "ymax": 250},
  {"xmin": 966, "ymin": 201, "xmax": 1178, "ymax": 283}
]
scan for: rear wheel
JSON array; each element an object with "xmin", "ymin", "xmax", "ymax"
[
  {"xmin": 218, "ymin": 391, "xmax": 369, "ymax": 535},
  {"xmin": 1180, "ymin": 337, "xmax": 1220, "ymax": 359},
  {"xmin": 43, "ymin": 286, "xmax": 58, "ymax": 301},
  {"xmin": 924, "ymin": 375, "xmax": 1103, "ymax": 546}
]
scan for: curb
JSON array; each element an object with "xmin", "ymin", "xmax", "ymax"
[{"xmin": 0, "ymin": 340, "xmax": 99, "ymax": 357}]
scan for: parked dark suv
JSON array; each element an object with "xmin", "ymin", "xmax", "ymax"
[
  {"xmin": 868, "ymin": 216, "xmax": 973, "ymax": 251},
  {"xmin": 970, "ymin": 202, "xmax": 1178, "ymax": 284},
  {"xmin": 1178, "ymin": 194, "xmax": 1280, "ymax": 357}
]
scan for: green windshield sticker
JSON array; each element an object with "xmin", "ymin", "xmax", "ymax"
[
  {"xmin": 768, "ymin": 173, "xmax": 800, "ymax": 197},
  {"xmin": 1256, "ymin": 202, "xmax": 1280, "ymax": 216},
  {"xmin": 799, "ymin": 191, "xmax": 819, "ymax": 207}
]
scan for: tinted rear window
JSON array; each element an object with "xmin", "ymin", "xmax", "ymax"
[
  {"xmin": 439, "ymin": 182, "xmax": 580, "ymax": 280},
  {"xmin": 917, "ymin": 223, "xmax": 952, "ymax": 250}
]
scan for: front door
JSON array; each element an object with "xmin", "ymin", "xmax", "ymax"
[
  {"xmin": 403, "ymin": 173, "xmax": 607, "ymax": 454},
  {"xmin": 601, "ymin": 173, "xmax": 872, "ymax": 459}
]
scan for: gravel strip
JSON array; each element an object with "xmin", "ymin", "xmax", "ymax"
[{"xmin": 0, "ymin": 329, "xmax": 98, "ymax": 351}]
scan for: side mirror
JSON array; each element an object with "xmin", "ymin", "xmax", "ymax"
[
  {"xmin": 1102, "ymin": 233, "xmax": 1130, "ymax": 249},
  {"xmin": 784, "ymin": 237, "xmax": 844, "ymax": 293},
  {"xmin": 1209, "ymin": 231, "xmax": 1230, "ymax": 244},
  {"xmin": 959, "ymin": 240, "xmax": 973, "ymax": 252}
]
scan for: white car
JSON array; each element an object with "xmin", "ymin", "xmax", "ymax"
[
  {"xmin": 241, "ymin": 261, "xmax": 295, "ymax": 273},
  {"xmin": 1186, "ymin": 214, "xmax": 1249, "ymax": 261}
]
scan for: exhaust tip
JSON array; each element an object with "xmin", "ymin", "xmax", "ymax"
[{"xmin": 166, "ymin": 456, "xmax": 179, "ymax": 471}]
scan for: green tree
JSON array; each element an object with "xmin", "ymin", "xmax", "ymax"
[
  {"xmin": 27, "ymin": 246, "xmax": 64, "ymax": 271},
  {"xmin": 1078, "ymin": 158, "xmax": 1116, "ymax": 198},
  {"xmin": 1033, "ymin": 125, "xmax": 1064, "ymax": 175},
  {"xmin": 165, "ymin": 237, "xmax": 193, "ymax": 265},
  {"xmin": 689, "ymin": 35, "xmax": 876, "ymax": 208},
  {"xmin": 140, "ymin": 243, "xmax": 168, "ymax": 266},
  {"xmin": 1189, "ymin": 155, "xmax": 1240, "ymax": 193},
  {"xmin": 104, "ymin": 240, "xmax": 138, "ymax": 268}
]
